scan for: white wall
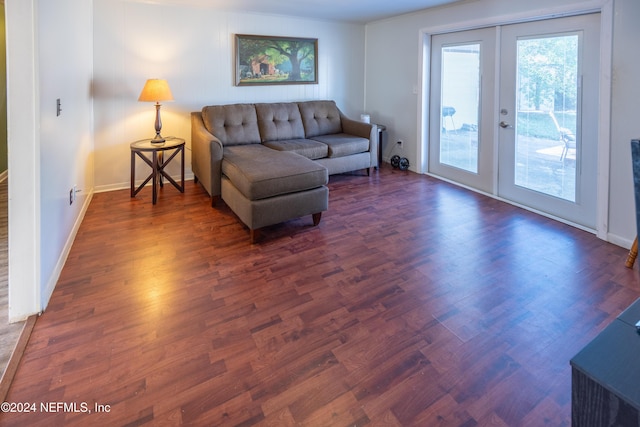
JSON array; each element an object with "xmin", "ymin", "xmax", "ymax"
[
  {"xmin": 5, "ymin": 0, "xmax": 94, "ymax": 321},
  {"xmin": 92, "ymin": 0, "xmax": 367, "ymax": 191},
  {"xmin": 609, "ymin": 0, "xmax": 640, "ymax": 248},
  {"xmin": 364, "ymin": 0, "xmax": 639, "ymax": 247},
  {"xmin": 37, "ymin": 0, "xmax": 94, "ymax": 310}
]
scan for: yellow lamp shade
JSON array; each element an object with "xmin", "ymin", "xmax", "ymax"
[{"xmin": 138, "ymin": 79, "xmax": 174, "ymax": 102}]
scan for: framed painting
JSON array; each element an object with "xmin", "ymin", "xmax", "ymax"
[{"xmin": 235, "ymin": 34, "xmax": 318, "ymax": 86}]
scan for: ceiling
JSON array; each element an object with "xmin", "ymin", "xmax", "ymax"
[{"xmin": 140, "ymin": 0, "xmax": 465, "ymax": 23}]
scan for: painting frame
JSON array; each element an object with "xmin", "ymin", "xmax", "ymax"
[{"xmin": 235, "ymin": 34, "xmax": 318, "ymax": 86}]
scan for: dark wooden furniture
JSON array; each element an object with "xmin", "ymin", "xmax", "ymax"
[
  {"xmin": 375, "ymin": 124, "xmax": 386, "ymax": 169},
  {"xmin": 570, "ymin": 298, "xmax": 640, "ymax": 426},
  {"xmin": 130, "ymin": 137, "xmax": 185, "ymax": 204},
  {"xmin": 626, "ymin": 139, "xmax": 640, "ymax": 268},
  {"xmin": 626, "ymin": 237, "xmax": 638, "ymax": 268}
]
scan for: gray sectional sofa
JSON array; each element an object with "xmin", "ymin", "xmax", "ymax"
[{"xmin": 191, "ymin": 100, "xmax": 378, "ymax": 242}]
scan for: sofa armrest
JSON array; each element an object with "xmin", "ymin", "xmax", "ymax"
[
  {"xmin": 340, "ymin": 114, "xmax": 379, "ymax": 168},
  {"xmin": 191, "ymin": 112, "xmax": 224, "ymax": 200}
]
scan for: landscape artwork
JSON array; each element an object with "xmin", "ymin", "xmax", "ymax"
[{"xmin": 235, "ymin": 34, "xmax": 318, "ymax": 86}]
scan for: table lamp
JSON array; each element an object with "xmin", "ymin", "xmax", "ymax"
[{"xmin": 138, "ymin": 78, "xmax": 174, "ymax": 143}]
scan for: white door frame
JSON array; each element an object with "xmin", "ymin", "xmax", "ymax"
[
  {"xmin": 417, "ymin": 0, "xmax": 613, "ymax": 240},
  {"xmin": 6, "ymin": 0, "xmax": 41, "ymax": 321}
]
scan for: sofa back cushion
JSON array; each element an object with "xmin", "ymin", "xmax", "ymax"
[
  {"xmin": 255, "ymin": 103, "xmax": 305, "ymax": 142},
  {"xmin": 298, "ymin": 100, "xmax": 343, "ymax": 138},
  {"xmin": 201, "ymin": 103, "xmax": 261, "ymax": 146}
]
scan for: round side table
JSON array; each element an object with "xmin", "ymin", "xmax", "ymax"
[{"xmin": 130, "ymin": 137, "xmax": 185, "ymax": 204}]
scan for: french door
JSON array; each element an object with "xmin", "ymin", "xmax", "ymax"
[
  {"xmin": 428, "ymin": 14, "xmax": 600, "ymax": 229},
  {"xmin": 429, "ymin": 28, "xmax": 496, "ymax": 193}
]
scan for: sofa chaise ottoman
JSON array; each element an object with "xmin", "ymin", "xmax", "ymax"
[{"xmin": 221, "ymin": 143, "xmax": 328, "ymax": 243}]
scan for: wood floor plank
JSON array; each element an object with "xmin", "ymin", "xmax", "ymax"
[{"xmin": 1, "ymin": 165, "xmax": 639, "ymax": 426}]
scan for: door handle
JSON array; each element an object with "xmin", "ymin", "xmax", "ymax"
[{"xmin": 499, "ymin": 121, "xmax": 513, "ymax": 129}]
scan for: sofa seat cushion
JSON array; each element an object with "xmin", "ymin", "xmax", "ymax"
[
  {"xmin": 256, "ymin": 103, "xmax": 305, "ymax": 142},
  {"xmin": 201, "ymin": 103, "xmax": 261, "ymax": 146},
  {"xmin": 310, "ymin": 133, "xmax": 370, "ymax": 158},
  {"xmin": 263, "ymin": 139, "xmax": 329, "ymax": 160},
  {"xmin": 222, "ymin": 144, "xmax": 328, "ymax": 201}
]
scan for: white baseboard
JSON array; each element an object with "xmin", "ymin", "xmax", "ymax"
[
  {"xmin": 94, "ymin": 173, "xmax": 194, "ymax": 193},
  {"xmin": 424, "ymin": 171, "xmax": 637, "ymax": 251},
  {"xmin": 41, "ymin": 189, "xmax": 94, "ymax": 312},
  {"xmin": 607, "ymin": 233, "xmax": 635, "ymax": 250}
]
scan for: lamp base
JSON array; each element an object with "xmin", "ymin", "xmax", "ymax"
[
  {"xmin": 151, "ymin": 102, "xmax": 165, "ymax": 144},
  {"xmin": 150, "ymin": 132, "xmax": 165, "ymax": 144}
]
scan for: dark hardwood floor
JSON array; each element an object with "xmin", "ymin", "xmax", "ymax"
[{"xmin": 2, "ymin": 165, "xmax": 639, "ymax": 426}]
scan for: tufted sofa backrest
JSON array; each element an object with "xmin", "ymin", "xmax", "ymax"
[
  {"xmin": 255, "ymin": 103, "xmax": 305, "ymax": 142},
  {"xmin": 298, "ymin": 100, "xmax": 343, "ymax": 138},
  {"xmin": 201, "ymin": 103, "xmax": 261, "ymax": 146}
]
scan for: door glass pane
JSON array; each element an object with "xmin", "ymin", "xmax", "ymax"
[
  {"xmin": 515, "ymin": 35, "xmax": 578, "ymax": 202},
  {"xmin": 440, "ymin": 44, "xmax": 480, "ymax": 173}
]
